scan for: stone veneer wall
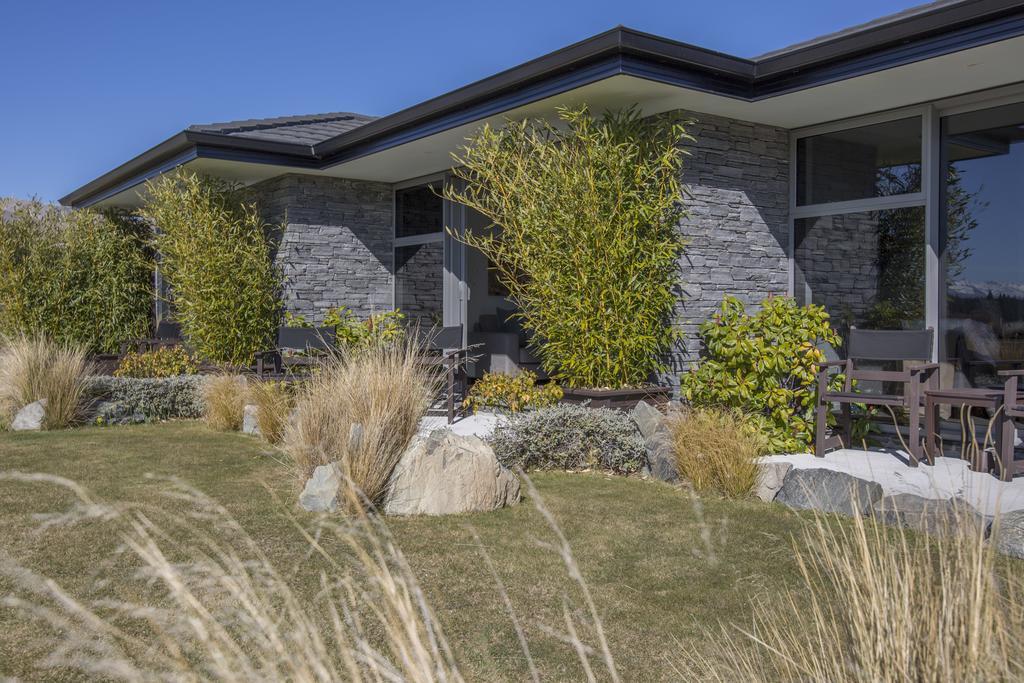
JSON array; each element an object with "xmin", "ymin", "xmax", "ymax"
[
  {"xmin": 667, "ymin": 111, "xmax": 791, "ymax": 387},
  {"xmin": 249, "ymin": 174, "xmax": 393, "ymax": 322}
]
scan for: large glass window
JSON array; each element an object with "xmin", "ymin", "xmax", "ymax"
[
  {"xmin": 395, "ymin": 242, "xmax": 443, "ymax": 330},
  {"xmin": 395, "ymin": 184, "xmax": 443, "ymax": 238},
  {"xmin": 797, "ymin": 117, "xmax": 922, "ymax": 206},
  {"xmin": 940, "ymin": 102, "xmax": 1024, "ymax": 388},
  {"xmin": 795, "ymin": 207, "xmax": 926, "ymax": 339}
]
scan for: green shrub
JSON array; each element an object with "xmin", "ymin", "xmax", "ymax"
[
  {"xmin": 489, "ymin": 404, "xmax": 646, "ymax": 474},
  {"xmin": 115, "ymin": 346, "xmax": 198, "ymax": 378},
  {"xmin": 86, "ymin": 375, "xmax": 206, "ymax": 424},
  {"xmin": 667, "ymin": 408, "xmax": 767, "ymax": 497},
  {"xmin": 464, "ymin": 371, "xmax": 562, "ymax": 414},
  {"xmin": 0, "ymin": 199, "xmax": 152, "ymax": 354},
  {"xmin": 326, "ymin": 307, "xmax": 406, "ymax": 349},
  {"xmin": 445, "ymin": 106, "xmax": 690, "ymax": 389},
  {"xmin": 680, "ymin": 295, "xmax": 843, "ymax": 453},
  {"xmin": 140, "ymin": 171, "xmax": 281, "ymax": 366}
]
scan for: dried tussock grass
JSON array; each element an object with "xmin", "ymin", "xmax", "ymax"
[
  {"xmin": 680, "ymin": 498, "xmax": 1024, "ymax": 681},
  {"xmin": 667, "ymin": 407, "xmax": 766, "ymax": 498},
  {"xmin": 283, "ymin": 340, "xmax": 438, "ymax": 510},
  {"xmin": 0, "ymin": 334, "xmax": 92, "ymax": 430},
  {"xmin": 203, "ymin": 374, "xmax": 248, "ymax": 431},
  {"xmin": 0, "ymin": 471, "xmax": 622, "ymax": 682},
  {"xmin": 247, "ymin": 379, "xmax": 292, "ymax": 445}
]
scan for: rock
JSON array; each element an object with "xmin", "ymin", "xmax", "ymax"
[
  {"xmin": 631, "ymin": 401, "xmax": 678, "ymax": 483},
  {"xmin": 299, "ymin": 464, "xmax": 341, "ymax": 512},
  {"xmin": 993, "ymin": 510, "xmax": 1024, "ymax": 559},
  {"xmin": 11, "ymin": 399, "xmax": 47, "ymax": 431},
  {"xmin": 384, "ymin": 430, "xmax": 520, "ymax": 516},
  {"xmin": 242, "ymin": 404, "xmax": 261, "ymax": 436},
  {"xmin": 872, "ymin": 494, "xmax": 987, "ymax": 537},
  {"xmin": 775, "ymin": 468, "xmax": 883, "ymax": 516},
  {"xmin": 754, "ymin": 462, "xmax": 792, "ymax": 502}
]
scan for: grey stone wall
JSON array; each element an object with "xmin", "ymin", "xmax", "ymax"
[
  {"xmin": 250, "ymin": 174, "xmax": 393, "ymax": 322},
  {"xmin": 667, "ymin": 111, "xmax": 791, "ymax": 386}
]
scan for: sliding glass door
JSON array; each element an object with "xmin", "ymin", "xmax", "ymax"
[{"xmin": 940, "ymin": 102, "xmax": 1024, "ymax": 388}]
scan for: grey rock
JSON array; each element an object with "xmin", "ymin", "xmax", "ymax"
[
  {"xmin": 872, "ymin": 494, "xmax": 987, "ymax": 537},
  {"xmin": 631, "ymin": 401, "xmax": 679, "ymax": 483},
  {"xmin": 242, "ymin": 404, "xmax": 261, "ymax": 436},
  {"xmin": 11, "ymin": 399, "xmax": 47, "ymax": 431},
  {"xmin": 384, "ymin": 430, "xmax": 520, "ymax": 516},
  {"xmin": 993, "ymin": 510, "xmax": 1024, "ymax": 559},
  {"xmin": 299, "ymin": 464, "xmax": 341, "ymax": 513},
  {"xmin": 754, "ymin": 461, "xmax": 792, "ymax": 502},
  {"xmin": 775, "ymin": 468, "xmax": 883, "ymax": 516}
]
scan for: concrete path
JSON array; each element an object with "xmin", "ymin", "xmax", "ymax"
[
  {"xmin": 418, "ymin": 411, "xmax": 503, "ymax": 439},
  {"xmin": 761, "ymin": 450, "xmax": 1024, "ymax": 516}
]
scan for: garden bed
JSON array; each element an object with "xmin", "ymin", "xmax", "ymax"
[{"xmin": 560, "ymin": 385, "xmax": 671, "ymax": 411}]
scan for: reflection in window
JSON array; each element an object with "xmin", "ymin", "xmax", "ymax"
[
  {"xmin": 797, "ymin": 117, "xmax": 922, "ymax": 206},
  {"xmin": 395, "ymin": 242, "xmax": 443, "ymax": 331},
  {"xmin": 395, "ymin": 184, "xmax": 443, "ymax": 238},
  {"xmin": 941, "ymin": 102, "xmax": 1024, "ymax": 388},
  {"xmin": 795, "ymin": 207, "xmax": 926, "ymax": 340}
]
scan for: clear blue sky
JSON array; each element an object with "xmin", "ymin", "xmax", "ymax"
[{"xmin": 0, "ymin": 0, "xmax": 924, "ymax": 202}]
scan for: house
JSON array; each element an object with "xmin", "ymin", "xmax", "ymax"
[{"xmin": 62, "ymin": 0, "xmax": 1024, "ymax": 391}]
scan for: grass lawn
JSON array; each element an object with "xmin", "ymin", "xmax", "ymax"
[{"xmin": 0, "ymin": 422, "xmax": 820, "ymax": 681}]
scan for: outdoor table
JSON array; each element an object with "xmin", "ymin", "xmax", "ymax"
[{"xmin": 924, "ymin": 387, "xmax": 1005, "ymax": 473}]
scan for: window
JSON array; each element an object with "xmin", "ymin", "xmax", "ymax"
[
  {"xmin": 394, "ymin": 180, "xmax": 445, "ymax": 331},
  {"xmin": 940, "ymin": 102, "xmax": 1024, "ymax": 388},
  {"xmin": 396, "ymin": 184, "xmax": 443, "ymax": 238},
  {"xmin": 795, "ymin": 207, "xmax": 926, "ymax": 337},
  {"xmin": 796, "ymin": 117, "xmax": 922, "ymax": 206}
]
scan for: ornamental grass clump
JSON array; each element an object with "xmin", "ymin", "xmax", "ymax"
[
  {"xmin": 667, "ymin": 407, "xmax": 767, "ymax": 498},
  {"xmin": 0, "ymin": 335, "xmax": 92, "ymax": 430},
  {"xmin": 0, "ymin": 198, "xmax": 152, "ymax": 354},
  {"xmin": 283, "ymin": 340, "xmax": 437, "ymax": 510},
  {"xmin": 681, "ymin": 501, "xmax": 1024, "ymax": 681},
  {"xmin": 681, "ymin": 295, "xmax": 843, "ymax": 453},
  {"xmin": 445, "ymin": 105, "xmax": 690, "ymax": 389},
  {"xmin": 248, "ymin": 380, "xmax": 293, "ymax": 445},
  {"xmin": 202, "ymin": 374, "xmax": 248, "ymax": 431},
  {"xmin": 140, "ymin": 171, "xmax": 281, "ymax": 366}
]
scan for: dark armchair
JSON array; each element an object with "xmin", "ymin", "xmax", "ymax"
[
  {"xmin": 120, "ymin": 320, "xmax": 183, "ymax": 356},
  {"xmin": 255, "ymin": 326, "xmax": 337, "ymax": 377},
  {"xmin": 422, "ymin": 325, "xmax": 471, "ymax": 424},
  {"xmin": 814, "ymin": 328, "xmax": 938, "ymax": 463}
]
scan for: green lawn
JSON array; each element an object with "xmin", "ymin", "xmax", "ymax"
[{"xmin": 0, "ymin": 422, "xmax": 818, "ymax": 681}]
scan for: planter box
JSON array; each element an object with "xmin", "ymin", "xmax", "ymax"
[{"xmin": 560, "ymin": 385, "xmax": 671, "ymax": 411}]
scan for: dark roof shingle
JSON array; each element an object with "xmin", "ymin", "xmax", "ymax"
[{"xmin": 188, "ymin": 111, "xmax": 376, "ymax": 146}]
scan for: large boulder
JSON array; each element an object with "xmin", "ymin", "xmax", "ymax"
[
  {"xmin": 872, "ymin": 494, "xmax": 987, "ymax": 537},
  {"xmin": 11, "ymin": 399, "xmax": 47, "ymax": 431},
  {"xmin": 993, "ymin": 510, "xmax": 1024, "ymax": 559},
  {"xmin": 384, "ymin": 430, "xmax": 520, "ymax": 516},
  {"xmin": 299, "ymin": 464, "xmax": 341, "ymax": 513},
  {"xmin": 631, "ymin": 401, "xmax": 678, "ymax": 483},
  {"xmin": 754, "ymin": 461, "xmax": 792, "ymax": 503},
  {"xmin": 775, "ymin": 468, "xmax": 883, "ymax": 516}
]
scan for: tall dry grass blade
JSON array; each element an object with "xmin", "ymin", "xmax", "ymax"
[
  {"xmin": 0, "ymin": 334, "xmax": 91, "ymax": 429},
  {"xmin": 679, "ymin": 493, "xmax": 1024, "ymax": 681},
  {"xmin": 283, "ymin": 339, "xmax": 438, "ymax": 510}
]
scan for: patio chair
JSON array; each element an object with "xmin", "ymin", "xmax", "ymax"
[
  {"xmin": 422, "ymin": 325, "xmax": 471, "ymax": 424},
  {"xmin": 998, "ymin": 369, "xmax": 1024, "ymax": 481},
  {"xmin": 255, "ymin": 326, "xmax": 337, "ymax": 377},
  {"xmin": 814, "ymin": 328, "xmax": 938, "ymax": 462},
  {"xmin": 120, "ymin": 320, "xmax": 183, "ymax": 356}
]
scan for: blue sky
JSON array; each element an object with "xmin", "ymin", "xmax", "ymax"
[{"xmin": 0, "ymin": 0, "xmax": 925, "ymax": 202}]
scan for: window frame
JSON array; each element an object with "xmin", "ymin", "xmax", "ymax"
[{"xmin": 790, "ymin": 85, "xmax": 1024, "ymax": 361}]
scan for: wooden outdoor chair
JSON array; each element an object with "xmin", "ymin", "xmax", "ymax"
[
  {"xmin": 998, "ymin": 369, "xmax": 1024, "ymax": 481},
  {"xmin": 255, "ymin": 326, "xmax": 337, "ymax": 377},
  {"xmin": 422, "ymin": 325, "xmax": 470, "ymax": 425},
  {"xmin": 814, "ymin": 328, "xmax": 938, "ymax": 463}
]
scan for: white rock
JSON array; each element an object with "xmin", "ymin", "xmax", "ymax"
[
  {"xmin": 384, "ymin": 430, "xmax": 520, "ymax": 516},
  {"xmin": 754, "ymin": 461, "xmax": 792, "ymax": 502},
  {"xmin": 299, "ymin": 464, "xmax": 341, "ymax": 512},
  {"xmin": 11, "ymin": 399, "xmax": 47, "ymax": 431},
  {"xmin": 242, "ymin": 404, "xmax": 260, "ymax": 436}
]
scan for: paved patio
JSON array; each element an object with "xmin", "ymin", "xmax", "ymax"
[
  {"xmin": 761, "ymin": 450, "xmax": 1024, "ymax": 516},
  {"xmin": 418, "ymin": 411, "xmax": 502, "ymax": 439}
]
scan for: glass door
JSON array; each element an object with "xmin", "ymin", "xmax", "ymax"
[
  {"xmin": 940, "ymin": 102, "xmax": 1024, "ymax": 388},
  {"xmin": 394, "ymin": 181, "xmax": 444, "ymax": 332}
]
